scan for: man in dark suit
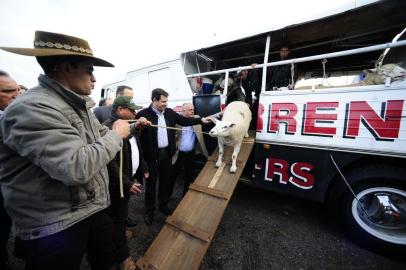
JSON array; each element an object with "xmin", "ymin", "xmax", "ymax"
[{"xmin": 137, "ymin": 88, "xmax": 210, "ymax": 225}]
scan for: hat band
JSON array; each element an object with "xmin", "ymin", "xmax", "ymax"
[{"xmin": 34, "ymin": 40, "xmax": 93, "ymax": 55}]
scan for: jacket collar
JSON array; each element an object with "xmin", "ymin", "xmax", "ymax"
[
  {"xmin": 150, "ymin": 104, "xmax": 165, "ymax": 116},
  {"xmin": 38, "ymin": 74, "xmax": 96, "ymax": 110}
]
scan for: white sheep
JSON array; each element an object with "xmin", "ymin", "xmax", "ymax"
[
  {"xmin": 209, "ymin": 101, "xmax": 252, "ymax": 173},
  {"xmin": 362, "ymin": 63, "xmax": 406, "ymax": 85}
]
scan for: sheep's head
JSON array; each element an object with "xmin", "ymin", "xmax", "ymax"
[{"xmin": 209, "ymin": 119, "xmax": 236, "ymax": 137}]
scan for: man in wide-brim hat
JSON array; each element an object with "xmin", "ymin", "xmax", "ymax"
[{"xmin": 0, "ymin": 31, "xmax": 131, "ymax": 270}]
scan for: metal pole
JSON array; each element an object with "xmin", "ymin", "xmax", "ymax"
[
  {"xmin": 261, "ymin": 35, "xmax": 271, "ymax": 92},
  {"xmin": 224, "ymin": 71, "xmax": 229, "ymax": 96},
  {"xmin": 186, "ymin": 40, "xmax": 406, "ymax": 78}
]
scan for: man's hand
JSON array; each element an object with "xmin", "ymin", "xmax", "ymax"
[
  {"xmin": 112, "ymin": 119, "xmax": 130, "ymax": 138},
  {"xmin": 201, "ymin": 116, "xmax": 212, "ymax": 124},
  {"xmin": 135, "ymin": 117, "xmax": 151, "ymax": 128},
  {"xmin": 129, "ymin": 183, "xmax": 141, "ymax": 194}
]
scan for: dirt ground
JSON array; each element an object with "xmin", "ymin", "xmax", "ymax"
[{"xmin": 7, "ymin": 178, "xmax": 406, "ymax": 270}]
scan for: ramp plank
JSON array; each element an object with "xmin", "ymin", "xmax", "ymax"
[
  {"xmin": 136, "ymin": 134, "xmax": 255, "ymax": 270},
  {"xmin": 189, "ymin": 183, "xmax": 229, "ymax": 200}
]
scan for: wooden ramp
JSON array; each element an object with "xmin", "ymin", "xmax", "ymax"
[{"xmin": 136, "ymin": 135, "xmax": 255, "ymax": 270}]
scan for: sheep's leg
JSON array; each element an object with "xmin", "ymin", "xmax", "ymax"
[
  {"xmin": 230, "ymin": 142, "xmax": 242, "ymax": 173},
  {"xmin": 215, "ymin": 141, "xmax": 224, "ymax": 168},
  {"xmin": 244, "ymin": 131, "xmax": 249, "ymax": 138}
]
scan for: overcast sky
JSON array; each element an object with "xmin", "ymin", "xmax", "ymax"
[{"xmin": 0, "ymin": 0, "xmax": 372, "ymax": 101}]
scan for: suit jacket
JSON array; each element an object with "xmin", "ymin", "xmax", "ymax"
[
  {"xmin": 137, "ymin": 105, "xmax": 203, "ymax": 163},
  {"xmin": 172, "ymin": 117, "xmax": 209, "ymax": 164},
  {"xmin": 94, "ymin": 105, "xmax": 112, "ymax": 124}
]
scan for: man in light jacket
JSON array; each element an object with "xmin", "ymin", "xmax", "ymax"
[
  {"xmin": 170, "ymin": 103, "xmax": 208, "ymax": 196},
  {"xmin": 0, "ymin": 31, "xmax": 130, "ymax": 270}
]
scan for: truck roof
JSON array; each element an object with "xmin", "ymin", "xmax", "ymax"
[{"xmin": 186, "ymin": 0, "xmax": 405, "ymax": 72}]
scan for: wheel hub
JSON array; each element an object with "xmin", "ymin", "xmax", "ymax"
[
  {"xmin": 365, "ymin": 193, "xmax": 406, "ymax": 226},
  {"xmin": 352, "ymin": 187, "xmax": 406, "ymax": 244}
]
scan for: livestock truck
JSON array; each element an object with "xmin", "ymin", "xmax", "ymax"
[{"xmin": 102, "ymin": 0, "xmax": 406, "ymax": 252}]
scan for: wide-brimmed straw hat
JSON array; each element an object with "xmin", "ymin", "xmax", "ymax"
[{"xmin": 0, "ymin": 31, "xmax": 113, "ymax": 67}]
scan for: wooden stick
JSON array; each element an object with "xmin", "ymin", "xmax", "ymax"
[{"xmin": 208, "ymin": 162, "xmax": 226, "ymax": 188}]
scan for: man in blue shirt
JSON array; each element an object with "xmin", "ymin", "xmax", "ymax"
[{"xmin": 171, "ymin": 103, "xmax": 208, "ymax": 197}]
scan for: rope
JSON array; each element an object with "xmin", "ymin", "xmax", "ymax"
[
  {"xmin": 117, "ymin": 119, "xmax": 251, "ymax": 198},
  {"xmin": 127, "ymin": 120, "xmax": 211, "ymax": 135},
  {"xmin": 119, "ymin": 147, "xmax": 124, "ymax": 198},
  {"xmin": 329, "ymin": 154, "xmax": 370, "ymax": 218},
  {"xmin": 322, "ymin": 58, "xmax": 331, "ymax": 86}
]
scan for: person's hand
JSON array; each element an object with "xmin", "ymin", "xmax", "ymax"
[
  {"xmin": 129, "ymin": 182, "xmax": 141, "ymax": 194},
  {"xmin": 136, "ymin": 117, "xmax": 151, "ymax": 128},
  {"xmin": 112, "ymin": 119, "xmax": 130, "ymax": 138},
  {"xmin": 251, "ymin": 63, "xmax": 258, "ymax": 68},
  {"xmin": 201, "ymin": 117, "xmax": 212, "ymax": 124}
]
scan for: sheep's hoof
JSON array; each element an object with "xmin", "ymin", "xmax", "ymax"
[
  {"xmin": 230, "ymin": 166, "xmax": 237, "ymax": 173},
  {"xmin": 215, "ymin": 161, "xmax": 222, "ymax": 168}
]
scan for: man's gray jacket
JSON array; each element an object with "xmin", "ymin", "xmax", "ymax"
[{"xmin": 0, "ymin": 75, "xmax": 122, "ymax": 240}]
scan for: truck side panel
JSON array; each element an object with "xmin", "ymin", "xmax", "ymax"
[
  {"xmin": 256, "ymin": 84, "xmax": 406, "ymax": 157},
  {"xmin": 252, "ymin": 143, "xmax": 362, "ymax": 202},
  {"xmin": 253, "ymin": 83, "xmax": 406, "ymax": 201}
]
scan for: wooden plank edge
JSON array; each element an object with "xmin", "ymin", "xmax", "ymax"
[
  {"xmin": 165, "ymin": 215, "xmax": 210, "ymax": 243},
  {"xmin": 189, "ymin": 183, "xmax": 230, "ymax": 200},
  {"xmin": 136, "ymin": 256, "xmax": 159, "ymax": 270}
]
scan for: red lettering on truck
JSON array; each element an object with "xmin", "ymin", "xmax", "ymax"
[
  {"xmin": 302, "ymin": 102, "xmax": 339, "ymax": 136},
  {"xmin": 264, "ymin": 157, "xmax": 315, "ymax": 189},
  {"xmin": 344, "ymin": 100, "xmax": 404, "ymax": 141},
  {"xmin": 265, "ymin": 100, "xmax": 404, "ymax": 140},
  {"xmin": 268, "ymin": 103, "xmax": 298, "ymax": 134}
]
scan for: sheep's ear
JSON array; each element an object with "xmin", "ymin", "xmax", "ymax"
[{"xmin": 229, "ymin": 123, "xmax": 236, "ymax": 128}]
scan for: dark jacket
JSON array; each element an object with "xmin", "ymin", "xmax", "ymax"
[
  {"xmin": 226, "ymin": 69, "xmax": 261, "ymax": 106},
  {"xmin": 94, "ymin": 105, "xmax": 112, "ymax": 124},
  {"xmin": 226, "ymin": 80, "xmax": 246, "ymax": 105},
  {"xmin": 136, "ymin": 105, "xmax": 203, "ymax": 163},
  {"xmin": 103, "ymin": 115, "xmax": 146, "ymax": 199}
]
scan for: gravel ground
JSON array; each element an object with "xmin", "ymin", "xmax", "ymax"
[{"xmin": 7, "ymin": 178, "xmax": 406, "ymax": 270}]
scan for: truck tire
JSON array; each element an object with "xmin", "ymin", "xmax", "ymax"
[{"xmin": 328, "ymin": 164, "xmax": 406, "ymax": 254}]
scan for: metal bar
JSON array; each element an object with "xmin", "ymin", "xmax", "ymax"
[
  {"xmin": 223, "ymin": 71, "xmax": 229, "ymax": 96},
  {"xmin": 261, "ymin": 35, "xmax": 271, "ymax": 92},
  {"xmin": 186, "ymin": 40, "xmax": 406, "ymax": 78}
]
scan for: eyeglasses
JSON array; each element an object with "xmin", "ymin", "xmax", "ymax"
[{"xmin": 0, "ymin": 88, "xmax": 19, "ymax": 94}]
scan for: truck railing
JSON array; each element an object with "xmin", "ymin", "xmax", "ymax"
[{"xmin": 186, "ymin": 39, "xmax": 406, "ymax": 95}]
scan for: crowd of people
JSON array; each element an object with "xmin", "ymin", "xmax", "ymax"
[
  {"xmin": 0, "ymin": 31, "xmax": 211, "ymax": 270},
  {"xmin": 0, "ymin": 30, "xmax": 296, "ymax": 270}
]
